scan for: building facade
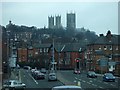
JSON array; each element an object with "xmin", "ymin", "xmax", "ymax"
[{"xmin": 86, "ymin": 31, "xmax": 120, "ymax": 76}]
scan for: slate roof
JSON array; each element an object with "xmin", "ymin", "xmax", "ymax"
[
  {"xmin": 33, "ymin": 44, "xmax": 51, "ymax": 48},
  {"xmin": 92, "ymin": 34, "xmax": 120, "ymax": 45},
  {"xmin": 61, "ymin": 43, "xmax": 85, "ymax": 52}
]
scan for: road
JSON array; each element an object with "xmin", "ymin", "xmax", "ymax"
[
  {"xmin": 57, "ymin": 70, "xmax": 120, "ymax": 90},
  {"xmin": 2, "ymin": 69, "xmax": 120, "ymax": 90},
  {"xmin": 19, "ymin": 69, "xmax": 63, "ymax": 89}
]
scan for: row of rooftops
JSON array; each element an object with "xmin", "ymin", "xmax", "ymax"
[
  {"xmin": 27, "ymin": 43, "xmax": 86, "ymax": 53},
  {"xmin": 90, "ymin": 31, "xmax": 120, "ymax": 45},
  {"xmin": 17, "ymin": 31, "xmax": 119, "ymax": 52}
]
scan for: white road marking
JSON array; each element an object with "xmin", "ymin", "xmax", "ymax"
[
  {"xmin": 104, "ymin": 82, "xmax": 108, "ymax": 84},
  {"xmin": 19, "ymin": 70, "xmax": 22, "ymax": 82},
  {"xmin": 28, "ymin": 73, "xmax": 38, "ymax": 84},
  {"xmin": 99, "ymin": 86, "xmax": 103, "ymax": 88},
  {"xmin": 110, "ymin": 84, "xmax": 116, "ymax": 87},
  {"xmin": 90, "ymin": 80, "xmax": 93, "ymax": 83},
  {"xmin": 87, "ymin": 82, "xmax": 91, "ymax": 84},
  {"xmin": 74, "ymin": 80, "xmax": 77, "ymax": 82},
  {"xmin": 82, "ymin": 80, "xmax": 86, "ymax": 83},
  {"xmin": 75, "ymin": 77, "xmax": 78, "ymax": 79},
  {"xmin": 92, "ymin": 83, "xmax": 97, "ymax": 87}
]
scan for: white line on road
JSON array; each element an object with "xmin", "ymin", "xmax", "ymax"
[
  {"xmin": 91, "ymin": 83, "xmax": 97, "ymax": 87},
  {"xmin": 87, "ymin": 82, "xmax": 91, "ymax": 84},
  {"xmin": 75, "ymin": 77, "xmax": 77, "ymax": 79},
  {"xmin": 28, "ymin": 73, "xmax": 38, "ymax": 84},
  {"xmin": 19, "ymin": 70, "xmax": 22, "ymax": 82},
  {"xmin": 110, "ymin": 84, "xmax": 116, "ymax": 87},
  {"xmin": 104, "ymin": 82, "xmax": 108, "ymax": 84},
  {"xmin": 82, "ymin": 80, "xmax": 86, "ymax": 83},
  {"xmin": 99, "ymin": 86, "xmax": 103, "ymax": 88}
]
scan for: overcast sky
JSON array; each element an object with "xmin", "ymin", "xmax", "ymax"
[{"xmin": 1, "ymin": 1, "xmax": 118, "ymax": 35}]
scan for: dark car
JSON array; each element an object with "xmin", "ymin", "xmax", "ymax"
[
  {"xmin": 87, "ymin": 71, "xmax": 97, "ymax": 78},
  {"xmin": 103, "ymin": 73, "xmax": 115, "ymax": 82},
  {"xmin": 34, "ymin": 72, "xmax": 45, "ymax": 80}
]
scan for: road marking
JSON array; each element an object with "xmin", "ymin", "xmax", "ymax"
[
  {"xmin": 110, "ymin": 84, "xmax": 116, "ymax": 87},
  {"xmin": 87, "ymin": 82, "xmax": 91, "ymax": 84},
  {"xmin": 75, "ymin": 77, "xmax": 77, "ymax": 79},
  {"xmin": 19, "ymin": 70, "xmax": 22, "ymax": 82},
  {"xmin": 82, "ymin": 80, "xmax": 86, "ymax": 83},
  {"xmin": 99, "ymin": 86, "xmax": 103, "ymax": 88},
  {"xmin": 104, "ymin": 82, "xmax": 108, "ymax": 84},
  {"xmin": 90, "ymin": 80, "xmax": 93, "ymax": 83},
  {"xmin": 74, "ymin": 80, "xmax": 77, "ymax": 83},
  {"xmin": 92, "ymin": 83, "xmax": 97, "ymax": 87},
  {"xmin": 28, "ymin": 73, "xmax": 38, "ymax": 84}
]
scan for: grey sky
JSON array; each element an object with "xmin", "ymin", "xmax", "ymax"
[{"xmin": 1, "ymin": 2, "xmax": 118, "ymax": 35}]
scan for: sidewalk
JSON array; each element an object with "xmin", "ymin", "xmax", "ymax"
[{"xmin": 10, "ymin": 69, "xmax": 19, "ymax": 80}]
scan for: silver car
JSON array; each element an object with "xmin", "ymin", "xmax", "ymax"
[
  {"xmin": 3, "ymin": 80, "xmax": 26, "ymax": 89},
  {"xmin": 48, "ymin": 73, "xmax": 57, "ymax": 81}
]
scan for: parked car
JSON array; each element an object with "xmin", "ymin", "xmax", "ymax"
[
  {"xmin": 74, "ymin": 69, "xmax": 80, "ymax": 74},
  {"xmin": 32, "ymin": 70, "xmax": 40, "ymax": 78},
  {"xmin": 40, "ymin": 68, "xmax": 47, "ymax": 74},
  {"xmin": 34, "ymin": 72, "xmax": 45, "ymax": 80},
  {"xmin": 103, "ymin": 73, "xmax": 115, "ymax": 82},
  {"xmin": 52, "ymin": 85, "xmax": 82, "ymax": 90},
  {"xmin": 23, "ymin": 66, "xmax": 31, "ymax": 70},
  {"xmin": 87, "ymin": 71, "xmax": 97, "ymax": 78},
  {"xmin": 3, "ymin": 80, "xmax": 26, "ymax": 89},
  {"xmin": 48, "ymin": 73, "xmax": 57, "ymax": 81},
  {"xmin": 31, "ymin": 68, "xmax": 37, "ymax": 76}
]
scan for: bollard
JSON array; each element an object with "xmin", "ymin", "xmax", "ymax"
[{"xmin": 77, "ymin": 81, "xmax": 81, "ymax": 86}]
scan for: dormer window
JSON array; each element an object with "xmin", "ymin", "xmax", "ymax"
[
  {"xmin": 104, "ymin": 46, "xmax": 107, "ymax": 50},
  {"xmin": 44, "ymin": 48, "xmax": 46, "ymax": 52},
  {"xmin": 40, "ymin": 48, "xmax": 42, "ymax": 53},
  {"xmin": 110, "ymin": 45, "xmax": 112, "ymax": 50},
  {"xmin": 99, "ymin": 46, "xmax": 101, "ymax": 50},
  {"xmin": 35, "ymin": 51, "xmax": 38, "ymax": 55},
  {"xmin": 116, "ymin": 46, "xmax": 118, "ymax": 50}
]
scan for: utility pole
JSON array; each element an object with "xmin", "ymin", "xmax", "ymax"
[{"xmin": 52, "ymin": 39, "xmax": 55, "ymax": 72}]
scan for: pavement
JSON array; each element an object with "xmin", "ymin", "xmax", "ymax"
[
  {"xmin": 0, "ymin": 72, "xmax": 2, "ymax": 90},
  {"xmin": 1, "ymin": 69, "xmax": 19, "ymax": 89}
]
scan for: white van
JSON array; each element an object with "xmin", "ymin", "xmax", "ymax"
[{"xmin": 52, "ymin": 85, "xmax": 82, "ymax": 90}]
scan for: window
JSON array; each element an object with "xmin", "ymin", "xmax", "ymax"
[
  {"xmin": 35, "ymin": 51, "xmax": 38, "ymax": 55},
  {"xmin": 99, "ymin": 46, "xmax": 101, "ymax": 50},
  {"xmin": 44, "ymin": 48, "xmax": 46, "ymax": 52},
  {"xmin": 40, "ymin": 48, "xmax": 42, "ymax": 53},
  {"xmin": 46, "ymin": 48, "xmax": 49, "ymax": 52},
  {"xmin": 109, "ymin": 46, "xmax": 112, "ymax": 50},
  {"xmin": 116, "ymin": 46, "xmax": 118, "ymax": 50},
  {"xmin": 104, "ymin": 46, "xmax": 107, "ymax": 50}
]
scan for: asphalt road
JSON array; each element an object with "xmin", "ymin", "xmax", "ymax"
[
  {"xmin": 2, "ymin": 69, "xmax": 120, "ymax": 90},
  {"xmin": 57, "ymin": 70, "xmax": 120, "ymax": 90},
  {"xmin": 19, "ymin": 69, "xmax": 63, "ymax": 89}
]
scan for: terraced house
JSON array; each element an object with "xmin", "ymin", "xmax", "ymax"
[{"xmin": 86, "ymin": 31, "xmax": 120, "ymax": 76}]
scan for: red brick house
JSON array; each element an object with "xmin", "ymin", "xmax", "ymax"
[
  {"xmin": 49, "ymin": 43, "xmax": 85, "ymax": 70},
  {"xmin": 86, "ymin": 31, "xmax": 120, "ymax": 76}
]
